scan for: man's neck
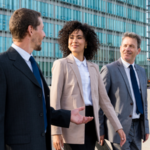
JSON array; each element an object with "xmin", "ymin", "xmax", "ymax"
[
  {"xmin": 121, "ymin": 57, "xmax": 134, "ymax": 65},
  {"xmin": 13, "ymin": 40, "xmax": 33, "ymax": 54}
]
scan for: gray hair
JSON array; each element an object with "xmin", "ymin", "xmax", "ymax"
[{"xmin": 121, "ymin": 32, "xmax": 141, "ymax": 48}]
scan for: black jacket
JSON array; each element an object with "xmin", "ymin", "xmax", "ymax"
[{"xmin": 0, "ymin": 47, "xmax": 71, "ymax": 150}]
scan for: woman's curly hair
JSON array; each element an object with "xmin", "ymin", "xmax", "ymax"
[{"xmin": 58, "ymin": 21, "xmax": 100, "ymax": 60}]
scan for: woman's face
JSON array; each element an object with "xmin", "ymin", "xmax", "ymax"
[{"xmin": 68, "ymin": 29, "xmax": 87, "ymax": 55}]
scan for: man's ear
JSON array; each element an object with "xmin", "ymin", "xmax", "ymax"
[
  {"xmin": 137, "ymin": 48, "xmax": 141, "ymax": 55},
  {"xmin": 27, "ymin": 25, "xmax": 33, "ymax": 36},
  {"xmin": 120, "ymin": 45, "xmax": 122, "ymax": 53}
]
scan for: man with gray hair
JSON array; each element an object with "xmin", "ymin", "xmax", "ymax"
[{"xmin": 99, "ymin": 32, "xmax": 149, "ymax": 150}]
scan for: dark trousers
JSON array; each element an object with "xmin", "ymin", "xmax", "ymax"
[
  {"xmin": 64, "ymin": 106, "xmax": 97, "ymax": 150},
  {"xmin": 111, "ymin": 119, "xmax": 142, "ymax": 150}
]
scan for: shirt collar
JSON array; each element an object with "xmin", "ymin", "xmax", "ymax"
[
  {"xmin": 73, "ymin": 55, "xmax": 87, "ymax": 67},
  {"xmin": 121, "ymin": 57, "xmax": 135, "ymax": 69},
  {"xmin": 11, "ymin": 43, "xmax": 32, "ymax": 61}
]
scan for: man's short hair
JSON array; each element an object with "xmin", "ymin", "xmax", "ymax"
[
  {"xmin": 9, "ymin": 8, "xmax": 41, "ymax": 41},
  {"xmin": 121, "ymin": 32, "xmax": 141, "ymax": 48}
]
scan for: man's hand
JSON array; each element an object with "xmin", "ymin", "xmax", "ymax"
[
  {"xmin": 71, "ymin": 107, "xmax": 93, "ymax": 124},
  {"xmin": 100, "ymin": 135, "xmax": 105, "ymax": 146},
  {"xmin": 117, "ymin": 129, "xmax": 126, "ymax": 147},
  {"xmin": 143, "ymin": 134, "xmax": 149, "ymax": 143},
  {"xmin": 53, "ymin": 135, "xmax": 64, "ymax": 150}
]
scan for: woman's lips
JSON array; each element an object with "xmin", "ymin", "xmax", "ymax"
[{"xmin": 72, "ymin": 45, "xmax": 78, "ymax": 48}]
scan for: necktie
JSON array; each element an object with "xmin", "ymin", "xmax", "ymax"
[
  {"xmin": 129, "ymin": 65, "xmax": 143, "ymax": 114},
  {"xmin": 30, "ymin": 56, "xmax": 48, "ymax": 130}
]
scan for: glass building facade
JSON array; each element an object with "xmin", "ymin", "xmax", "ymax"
[
  {"xmin": 0, "ymin": 0, "xmax": 149, "ymax": 85},
  {"xmin": 148, "ymin": 0, "xmax": 150, "ymax": 61}
]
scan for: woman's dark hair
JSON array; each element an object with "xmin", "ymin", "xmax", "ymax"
[{"xmin": 58, "ymin": 21, "xmax": 100, "ymax": 60}]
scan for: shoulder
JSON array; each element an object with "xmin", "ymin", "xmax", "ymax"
[
  {"xmin": 52, "ymin": 57, "xmax": 68, "ymax": 74},
  {"xmin": 87, "ymin": 61, "xmax": 99, "ymax": 72},
  {"xmin": 0, "ymin": 47, "xmax": 17, "ymax": 64},
  {"xmin": 0, "ymin": 51, "xmax": 8, "ymax": 63},
  {"xmin": 0, "ymin": 51, "xmax": 10, "ymax": 71},
  {"xmin": 106, "ymin": 60, "xmax": 118, "ymax": 68},
  {"xmin": 101, "ymin": 60, "xmax": 118, "ymax": 73},
  {"xmin": 135, "ymin": 64, "xmax": 144, "ymax": 70},
  {"xmin": 0, "ymin": 51, "xmax": 12, "ymax": 77},
  {"xmin": 89, "ymin": 61, "xmax": 98, "ymax": 67},
  {"xmin": 53, "ymin": 57, "xmax": 67, "ymax": 66},
  {"xmin": 135, "ymin": 64, "xmax": 146, "ymax": 74}
]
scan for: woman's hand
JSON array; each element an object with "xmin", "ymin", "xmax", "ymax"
[
  {"xmin": 53, "ymin": 135, "xmax": 64, "ymax": 150},
  {"xmin": 117, "ymin": 129, "xmax": 126, "ymax": 147}
]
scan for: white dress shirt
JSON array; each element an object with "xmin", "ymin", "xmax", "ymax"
[
  {"xmin": 73, "ymin": 56, "xmax": 93, "ymax": 106},
  {"xmin": 11, "ymin": 43, "xmax": 46, "ymax": 100},
  {"xmin": 12, "ymin": 43, "xmax": 33, "ymax": 71},
  {"xmin": 12, "ymin": 43, "xmax": 47, "ymax": 132},
  {"xmin": 121, "ymin": 57, "xmax": 140, "ymax": 119}
]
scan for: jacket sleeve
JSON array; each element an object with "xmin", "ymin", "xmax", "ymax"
[
  {"xmin": 143, "ymin": 70, "xmax": 149, "ymax": 134},
  {"xmin": 50, "ymin": 107, "xmax": 71, "ymax": 128},
  {"xmin": 0, "ymin": 65, "xmax": 7, "ymax": 150},
  {"xmin": 99, "ymin": 65, "xmax": 111, "ymax": 136},
  {"xmin": 50, "ymin": 60, "xmax": 66, "ymax": 135},
  {"xmin": 97, "ymin": 65, "xmax": 122, "ymax": 134}
]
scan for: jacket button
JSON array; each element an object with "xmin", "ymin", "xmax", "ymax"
[
  {"xmin": 38, "ymin": 94, "xmax": 42, "ymax": 97},
  {"xmin": 47, "ymin": 95, "xmax": 49, "ymax": 97},
  {"xmin": 39, "ymin": 113, "xmax": 43, "ymax": 117},
  {"xmin": 130, "ymin": 103, "xmax": 133, "ymax": 105},
  {"xmin": 41, "ymin": 132, "xmax": 45, "ymax": 137},
  {"xmin": 129, "ymin": 115, "xmax": 132, "ymax": 118}
]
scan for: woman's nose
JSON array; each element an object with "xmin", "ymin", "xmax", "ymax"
[{"xmin": 73, "ymin": 38, "xmax": 77, "ymax": 42}]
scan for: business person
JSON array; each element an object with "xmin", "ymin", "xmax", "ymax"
[
  {"xmin": 100, "ymin": 32, "xmax": 149, "ymax": 150},
  {"xmin": 51, "ymin": 21, "xmax": 126, "ymax": 150},
  {"xmin": 0, "ymin": 8, "xmax": 94, "ymax": 150}
]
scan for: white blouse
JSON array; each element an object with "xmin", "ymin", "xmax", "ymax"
[{"xmin": 73, "ymin": 56, "xmax": 93, "ymax": 106}]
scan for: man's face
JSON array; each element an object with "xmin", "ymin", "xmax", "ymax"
[
  {"xmin": 31, "ymin": 17, "xmax": 45, "ymax": 51},
  {"xmin": 120, "ymin": 37, "xmax": 141, "ymax": 64}
]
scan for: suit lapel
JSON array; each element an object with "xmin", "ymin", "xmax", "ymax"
[
  {"xmin": 117, "ymin": 58, "xmax": 133, "ymax": 101},
  {"xmin": 66, "ymin": 54, "xmax": 84, "ymax": 102},
  {"xmin": 8, "ymin": 47, "xmax": 41, "ymax": 88},
  {"xmin": 40, "ymin": 69, "xmax": 50, "ymax": 110},
  {"xmin": 134, "ymin": 65, "xmax": 145, "ymax": 103},
  {"xmin": 39, "ymin": 68, "xmax": 50, "ymax": 95}
]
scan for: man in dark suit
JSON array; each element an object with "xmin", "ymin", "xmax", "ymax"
[
  {"xmin": 0, "ymin": 8, "xmax": 93, "ymax": 150},
  {"xmin": 99, "ymin": 32, "xmax": 149, "ymax": 150}
]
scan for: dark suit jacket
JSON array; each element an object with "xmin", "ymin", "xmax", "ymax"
[{"xmin": 0, "ymin": 47, "xmax": 71, "ymax": 150}]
